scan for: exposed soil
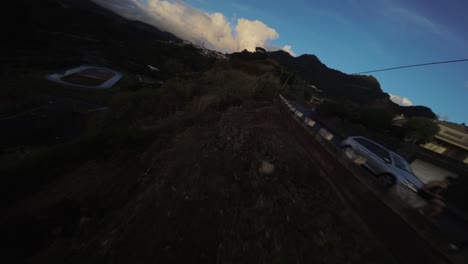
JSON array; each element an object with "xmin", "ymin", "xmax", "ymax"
[{"xmin": 2, "ymin": 102, "xmax": 392, "ymax": 264}]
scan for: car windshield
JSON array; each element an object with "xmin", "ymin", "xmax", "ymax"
[{"xmin": 391, "ymin": 153, "xmax": 413, "ymax": 174}]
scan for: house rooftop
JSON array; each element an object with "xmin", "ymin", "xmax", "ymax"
[{"xmin": 436, "ymin": 121, "xmax": 468, "ymax": 134}]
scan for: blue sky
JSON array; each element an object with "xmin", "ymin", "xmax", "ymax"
[{"xmin": 97, "ymin": 0, "xmax": 468, "ymax": 123}]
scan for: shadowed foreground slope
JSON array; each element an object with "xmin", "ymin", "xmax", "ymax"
[{"xmin": 5, "ymin": 102, "xmax": 391, "ymax": 264}]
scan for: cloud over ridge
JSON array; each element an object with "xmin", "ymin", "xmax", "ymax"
[
  {"xmin": 94, "ymin": 0, "xmax": 295, "ymax": 55},
  {"xmin": 389, "ymin": 93, "xmax": 413, "ymax": 106}
]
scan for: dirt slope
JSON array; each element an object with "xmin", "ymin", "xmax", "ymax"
[{"xmin": 1, "ymin": 101, "xmax": 392, "ymax": 264}]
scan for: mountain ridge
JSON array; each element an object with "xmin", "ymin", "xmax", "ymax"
[{"xmin": 267, "ymin": 50, "xmax": 436, "ymax": 118}]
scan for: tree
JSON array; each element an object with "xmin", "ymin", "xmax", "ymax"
[
  {"xmin": 359, "ymin": 107, "xmax": 394, "ymax": 131},
  {"xmin": 403, "ymin": 117, "xmax": 439, "ymax": 143},
  {"xmin": 397, "ymin": 105, "xmax": 436, "ymax": 119},
  {"xmin": 255, "ymin": 47, "xmax": 267, "ymax": 53}
]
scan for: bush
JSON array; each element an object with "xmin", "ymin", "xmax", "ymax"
[
  {"xmin": 254, "ymin": 74, "xmax": 281, "ymax": 101},
  {"xmin": 359, "ymin": 107, "xmax": 394, "ymax": 131},
  {"xmin": 184, "ymin": 95, "xmax": 221, "ymax": 113},
  {"xmin": 213, "ymin": 70, "xmax": 257, "ymax": 105},
  {"xmin": 403, "ymin": 117, "xmax": 439, "ymax": 143},
  {"xmin": 90, "ymin": 89, "xmax": 161, "ymax": 131},
  {"xmin": 316, "ymin": 101, "xmax": 360, "ymax": 121},
  {"xmin": 316, "ymin": 101, "xmax": 339, "ymax": 117},
  {"xmin": 316, "ymin": 102, "xmax": 394, "ymax": 132},
  {"xmin": 303, "ymin": 89, "xmax": 313, "ymax": 101}
]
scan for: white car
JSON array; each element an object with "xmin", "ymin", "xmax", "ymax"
[{"xmin": 341, "ymin": 136, "xmax": 424, "ymax": 191}]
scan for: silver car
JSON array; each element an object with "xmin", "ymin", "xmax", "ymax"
[{"xmin": 341, "ymin": 136, "xmax": 424, "ymax": 191}]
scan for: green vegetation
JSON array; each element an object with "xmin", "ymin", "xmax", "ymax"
[
  {"xmin": 2, "ymin": 47, "xmax": 392, "ymax": 262},
  {"xmin": 396, "ymin": 105, "xmax": 436, "ymax": 119},
  {"xmin": 403, "ymin": 117, "xmax": 440, "ymax": 143},
  {"xmin": 360, "ymin": 106, "xmax": 395, "ymax": 131},
  {"xmin": 316, "ymin": 101, "xmax": 394, "ymax": 132},
  {"xmin": 1, "ymin": 58, "xmax": 284, "ymax": 204},
  {"xmin": 278, "ymin": 73, "xmax": 317, "ymax": 102},
  {"xmin": 254, "ymin": 74, "xmax": 282, "ymax": 100},
  {"xmin": 269, "ymin": 51, "xmax": 438, "ymax": 121},
  {"xmin": 1, "ymin": 1, "xmax": 412, "ymax": 262},
  {"xmin": 0, "ymin": 72, "xmax": 116, "ymax": 115},
  {"xmin": 268, "ymin": 51, "xmax": 386, "ymax": 104}
]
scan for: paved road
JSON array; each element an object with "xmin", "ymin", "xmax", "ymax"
[
  {"xmin": 286, "ymin": 100, "xmax": 316, "ymax": 119},
  {"xmin": 278, "ymin": 99, "xmax": 451, "ymax": 264},
  {"xmin": 284, "ymin": 97, "xmax": 435, "ymax": 208},
  {"xmin": 282, "ymin": 96, "xmax": 468, "ymax": 261},
  {"xmin": 286, "ymin": 99, "xmax": 343, "ymax": 146}
]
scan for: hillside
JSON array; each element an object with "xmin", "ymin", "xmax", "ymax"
[
  {"xmin": 267, "ymin": 51, "xmax": 387, "ymax": 104},
  {"xmin": 0, "ymin": 0, "xmax": 398, "ymax": 263},
  {"xmin": 3, "ymin": 0, "xmax": 207, "ymax": 78},
  {"xmin": 4, "ymin": 0, "xmax": 436, "ymax": 119},
  {"xmin": 6, "ymin": 0, "xmax": 181, "ymax": 46},
  {"xmin": 267, "ymin": 50, "xmax": 437, "ymax": 119}
]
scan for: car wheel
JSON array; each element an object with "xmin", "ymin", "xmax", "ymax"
[{"xmin": 378, "ymin": 173, "xmax": 396, "ymax": 188}]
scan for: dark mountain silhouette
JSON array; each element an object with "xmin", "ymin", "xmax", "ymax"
[
  {"xmin": 268, "ymin": 50, "xmax": 387, "ymax": 104},
  {"xmin": 3, "ymin": 0, "xmax": 220, "ymax": 79},
  {"xmin": 267, "ymin": 50, "xmax": 437, "ymax": 118},
  {"xmin": 6, "ymin": 0, "xmax": 182, "ymax": 48}
]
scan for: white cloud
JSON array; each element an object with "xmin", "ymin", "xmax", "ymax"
[
  {"xmin": 282, "ymin": 45, "xmax": 296, "ymax": 57},
  {"xmin": 389, "ymin": 93, "xmax": 413, "ymax": 106},
  {"xmin": 94, "ymin": 0, "xmax": 295, "ymax": 55},
  {"xmin": 235, "ymin": 18, "xmax": 279, "ymax": 51}
]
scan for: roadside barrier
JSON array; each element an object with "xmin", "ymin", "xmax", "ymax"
[
  {"xmin": 319, "ymin": 128, "xmax": 334, "ymax": 141},
  {"xmin": 277, "ymin": 95, "xmax": 457, "ymax": 264},
  {"xmin": 304, "ymin": 117, "xmax": 316, "ymax": 127}
]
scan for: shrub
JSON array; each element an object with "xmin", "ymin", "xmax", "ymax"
[
  {"xmin": 316, "ymin": 101, "xmax": 359, "ymax": 121},
  {"xmin": 316, "ymin": 101, "xmax": 339, "ymax": 117},
  {"xmin": 254, "ymin": 74, "xmax": 281, "ymax": 101},
  {"xmin": 191, "ymin": 95, "xmax": 220, "ymax": 113},
  {"xmin": 317, "ymin": 102, "xmax": 394, "ymax": 132},
  {"xmin": 303, "ymin": 88, "xmax": 313, "ymax": 101},
  {"xmin": 359, "ymin": 107, "xmax": 394, "ymax": 131},
  {"xmin": 403, "ymin": 117, "xmax": 439, "ymax": 143}
]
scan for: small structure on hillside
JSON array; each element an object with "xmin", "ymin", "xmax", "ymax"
[{"xmin": 47, "ymin": 65, "xmax": 123, "ymax": 89}]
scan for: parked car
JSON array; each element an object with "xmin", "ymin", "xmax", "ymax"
[{"xmin": 341, "ymin": 136, "xmax": 424, "ymax": 191}]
